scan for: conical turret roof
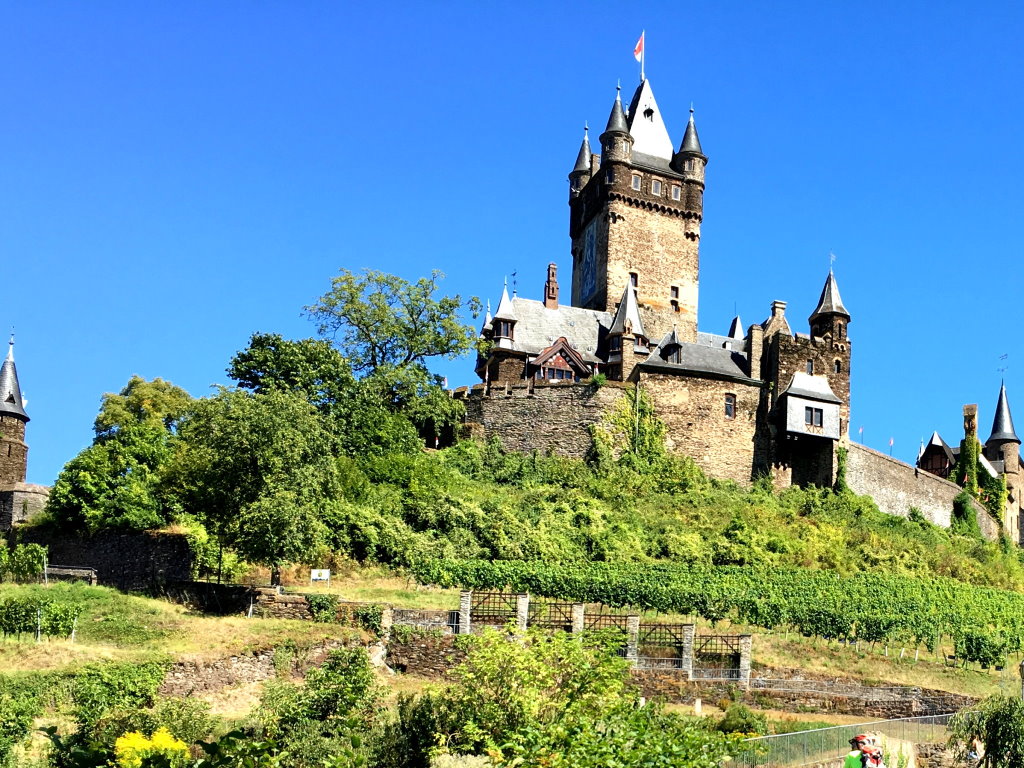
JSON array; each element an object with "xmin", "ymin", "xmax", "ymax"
[
  {"xmin": 493, "ymin": 283, "xmax": 517, "ymax": 322},
  {"xmin": 988, "ymin": 382, "xmax": 1020, "ymax": 444},
  {"xmin": 0, "ymin": 338, "xmax": 28, "ymax": 421},
  {"xmin": 571, "ymin": 126, "xmax": 592, "ymax": 174},
  {"xmin": 609, "ymin": 282, "xmax": 645, "ymax": 338},
  {"xmin": 603, "ymin": 85, "xmax": 629, "ymax": 136},
  {"xmin": 809, "ymin": 269, "xmax": 850, "ymax": 322},
  {"xmin": 679, "ymin": 108, "xmax": 704, "ymax": 156},
  {"xmin": 728, "ymin": 315, "xmax": 744, "ymax": 340}
]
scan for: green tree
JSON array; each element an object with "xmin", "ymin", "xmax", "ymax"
[
  {"xmin": 170, "ymin": 389, "xmax": 342, "ymax": 584},
  {"xmin": 949, "ymin": 695, "xmax": 1024, "ymax": 767},
  {"xmin": 47, "ymin": 377, "xmax": 192, "ymax": 532},
  {"xmin": 305, "ymin": 269, "xmax": 479, "ymax": 375}
]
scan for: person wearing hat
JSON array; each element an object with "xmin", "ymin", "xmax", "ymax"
[{"xmin": 844, "ymin": 735, "xmax": 869, "ymax": 768}]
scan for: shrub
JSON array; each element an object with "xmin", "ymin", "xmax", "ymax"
[
  {"xmin": 716, "ymin": 703, "xmax": 768, "ymax": 736},
  {"xmin": 306, "ymin": 593, "xmax": 339, "ymax": 623}
]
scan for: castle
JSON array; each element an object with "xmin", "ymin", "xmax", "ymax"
[
  {"xmin": 458, "ymin": 74, "xmax": 1020, "ymax": 544},
  {"xmin": 0, "ymin": 338, "xmax": 49, "ymax": 531}
]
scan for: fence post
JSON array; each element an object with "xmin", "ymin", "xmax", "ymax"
[
  {"xmin": 459, "ymin": 591, "xmax": 472, "ymax": 636},
  {"xmin": 739, "ymin": 634, "xmax": 753, "ymax": 688},
  {"xmin": 626, "ymin": 615, "xmax": 640, "ymax": 666},
  {"xmin": 571, "ymin": 603, "xmax": 585, "ymax": 634},
  {"xmin": 682, "ymin": 624, "xmax": 695, "ymax": 679},
  {"xmin": 515, "ymin": 593, "xmax": 530, "ymax": 634}
]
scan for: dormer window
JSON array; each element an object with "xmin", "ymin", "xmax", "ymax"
[
  {"xmin": 631, "ymin": 174, "xmax": 642, "ymax": 191},
  {"xmin": 662, "ymin": 344, "xmax": 682, "ymax": 364},
  {"xmin": 496, "ymin": 320, "xmax": 514, "ymax": 339},
  {"xmin": 651, "ymin": 180, "xmax": 662, "ymax": 196},
  {"xmin": 609, "ymin": 335, "xmax": 622, "ymax": 353}
]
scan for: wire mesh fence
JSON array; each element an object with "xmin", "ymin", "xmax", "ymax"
[{"xmin": 730, "ymin": 713, "xmax": 953, "ymax": 768}]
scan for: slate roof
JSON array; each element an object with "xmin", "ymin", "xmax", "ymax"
[
  {"xmin": 679, "ymin": 109, "xmax": 704, "ymax": 156},
  {"xmin": 0, "ymin": 342, "xmax": 28, "ymax": 420},
  {"xmin": 625, "ymin": 79, "xmax": 674, "ymax": 162},
  {"xmin": 988, "ymin": 383, "xmax": 1020, "ymax": 444},
  {"xmin": 780, "ymin": 372, "xmax": 842, "ymax": 404},
  {"xmin": 603, "ymin": 86, "xmax": 629, "ymax": 135},
  {"xmin": 809, "ymin": 269, "xmax": 850, "ymax": 322},
  {"xmin": 644, "ymin": 331, "xmax": 757, "ymax": 383},
  {"xmin": 492, "ymin": 297, "xmax": 611, "ymax": 363},
  {"xmin": 609, "ymin": 283, "xmax": 646, "ymax": 338},
  {"xmin": 493, "ymin": 285, "xmax": 517, "ymax": 321},
  {"xmin": 572, "ymin": 128, "xmax": 592, "ymax": 174}
]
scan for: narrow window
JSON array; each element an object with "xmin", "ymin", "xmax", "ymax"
[
  {"xmin": 606, "ymin": 169, "xmax": 615, "ymax": 184},
  {"xmin": 671, "ymin": 185, "xmax": 681, "ymax": 201},
  {"xmin": 834, "ymin": 359, "xmax": 842, "ymax": 374},
  {"xmin": 609, "ymin": 335, "xmax": 622, "ymax": 353},
  {"xmin": 805, "ymin": 407, "xmax": 813, "ymax": 426},
  {"xmin": 629, "ymin": 272, "xmax": 638, "ymax": 288},
  {"xmin": 631, "ymin": 174, "xmax": 642, "ymax": 191},
  {"xmin": 670, "ymin": 286, "xmax": 679, "ymax": 299},
  {"xmin": 806, "ymin": 359, "xmax": 814, "ymax": 375},
  {"xmin": 814, "ymin": 408, "xmax": 823, "ymax": 427},
  {"xmin": 496, "ymin": 320, "xmax": 513, "ymax": 339},
  {"xmin": 651, "ymin": 179, "xmax": 662, "ymax": 196},
  {"xmin": 838, "ymin": 323, "xmax": 844, "ymax": 339},
  {"xmin": 725, "ymin": 394, "xmax": 737, "ymax": 420},
  {"xmin": 684, "ymin": 158, "xmax": 694, "ymax": 171}
]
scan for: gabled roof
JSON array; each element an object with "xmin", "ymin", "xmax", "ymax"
[
  {"xmin": 809, "ymin": 269, "xmax": 850, "ymax": 323},
  {"xmin": 625, "ymin": 79, "xmax": 674, "ymax": 162},
  {"xmin": 988, "ymin": 382, "xmax": 1020, "ymax": 444},
  {"xmin": 678, "ymin": 108, "xmax": 704, "ymax": 156},
  {"xmin": 532, "ymin": 337, "xmax": 590, "ymax": 373},
  {"xmin": 609, "ymin": 283, "xmax": 645, "ymax": 338},
  {"xmin": 780, "ymin": 372, "xmax": 842, "ymax": 404},
  {"xmin": 571, "ymin": 127, "xmax": 592, "ymax": 174},
  {"xmin": 920, "ymin": 431, "xmax": 957, "ymax": 467},
  {"xmin": 0, "ymin": 340, "xmax": 28, "ymax": 421}
]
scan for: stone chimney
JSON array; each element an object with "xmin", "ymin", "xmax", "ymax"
[
  {"xmin": 544, "ymin": 263, "xmax": 559, "ymax": 309},
  {"xmin": 762, "ymin": 300, "xmax": 792, "ymax": 338},
  {"xmin": 964, "ymin": 404, "xmax": 978, "ymax": 440}
]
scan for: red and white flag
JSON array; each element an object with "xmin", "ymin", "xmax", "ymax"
[
  {"xmin": 889, "ymin": 437, "xmax": 894, "ymax": 447},
  {"xmin": 633, "ymin": 31, "xmax": 645, "ymax": 63}
]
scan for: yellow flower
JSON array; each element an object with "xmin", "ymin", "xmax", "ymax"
[{"xmin": 113, "ymin": 728, "xmax": 188, "ymax": 768}]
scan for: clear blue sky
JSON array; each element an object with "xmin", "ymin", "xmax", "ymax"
[{"xmin": 3, "ymin": 2, "xmax": 1021, "ymax": 485}]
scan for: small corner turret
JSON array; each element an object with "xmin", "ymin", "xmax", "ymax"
[
  {"xmin": 808, "ymin": 269, "xmax": 851, "ymax": 342},
  {"xmin": 599, "ymin": 85, "xmax": 633, "ymax": 165},
  {"xmin": 568, "ymin": 125, "xmax": 592, "ymax": 200}
]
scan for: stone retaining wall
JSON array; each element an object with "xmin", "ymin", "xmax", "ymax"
[
  {"xmin": 158, "ymin": 639, "xmax": 349, "ymax": 697},
  {"xmin": 386, "ymin": 631, "xmax": 466, "ymax": 677}
]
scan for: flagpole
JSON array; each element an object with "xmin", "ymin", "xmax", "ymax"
[{"xmin": 641, "ymin": 30, "xmax": 646, "ymax": 82}]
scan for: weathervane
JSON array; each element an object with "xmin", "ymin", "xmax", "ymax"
[{"xmin": 998, "ymin": 353, "xmax": 1009, "ymax": 376}]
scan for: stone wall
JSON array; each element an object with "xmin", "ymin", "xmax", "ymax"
[
  {"xmin": 18, "ymin": 528, "xmax": 194, "ymax": 590},
  {"xmin": 459, "ymin": 380, "xmax": 627, "ymax": 459},
  {"xmin": 0, "ymin": 483, "xmax": 48, "ymax": 530},
  {"xmin": 632, "ymin": 669, "xmax": 973, "ymax": 719},
  {"xmin": 159, "ymin": 638, "xmax": 349, "ymax": 697},
  {"xmin": 641, "ymin": 372, "xmax": 762, "ymax": 485},
  {"xmin": 0, "ymin": 414, "xmax": 28, "ymax": 487},
  {"xmin": 386, "ymin": 631, "xmax": 466, "ymax": 677},
  {"xmin": 846, "ymin": 443, "xmax": 997, "ymax": 539}
]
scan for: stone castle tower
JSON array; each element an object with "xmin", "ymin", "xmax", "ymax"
[
  {"xmin": 568, "ymin": 80, "xmax": 707, "ymax": 348},
  {"xmin": 0, "ymin": 338, "xmax": 49, "ymax": 532}
]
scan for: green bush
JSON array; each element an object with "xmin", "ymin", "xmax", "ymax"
[
  {"xmin": 716, "ymin": 703, "xmax": 768, "ymax": 735},
  {"xmin": 306, "ymin": 593, "xmax": 339, "ymax": 623}
]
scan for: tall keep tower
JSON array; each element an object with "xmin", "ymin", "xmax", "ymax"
[{"xmin": 568, "ymin": 79, "xmax": 707, "ymax": 344}]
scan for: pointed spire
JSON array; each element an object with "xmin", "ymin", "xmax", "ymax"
[
  {"xmin": 483, "ymin": 299, "xmax": 492, "ymax": 326},
  {"xmin": 603, "ymin": 84, "xmax": 629, "ymax": 136},
  {"xmin": 572, "ymin": 124, "xmax": 592, "ymax": 173},
  {"xmin": 988, "ymin": 382, "xmax": 1020, "ymax": 445},
  {"xmin": 728, "ymin": 315, "xmax": 744, "ymax": 340},
  {"xmin": 609, "ymin": 282, "xmax": 645, "ymax": 338},
  {"xmin": 679, "ymin": 106, "xmax": 704, "ymax": 156},
  {"xmin": 493, "ymin": 280, "xmax": 517, "ymax": 322},
  {"xmin": 809, "ymin": 268, "xmax": 850, "ymax": 323},
  {"xmin": 0, "ymin": 336, "xmax": 28, "ymax": 420}
]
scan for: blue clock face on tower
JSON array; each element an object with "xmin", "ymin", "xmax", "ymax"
[{"xmin": 581, "ymin": 221, "xmax": 597, "ymax": 303}]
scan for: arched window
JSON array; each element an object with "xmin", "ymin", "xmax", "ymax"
[
  {"xmin": 724, "ymin": 394, "xmax": 737, "ymax": 420},
  {"xmin": 834, "ymin": 359, "xmax": 842, "ymax": 374}
]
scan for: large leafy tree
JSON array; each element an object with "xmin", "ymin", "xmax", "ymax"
[
  {"xmin": 170, "ymin": 388, "xmax": 343, "ymax": 583},
  {"xmin": 47, "ymin": 377, "xmax": 192, "ymax": 532},
  {"xmin": 950, "ymin": 695, "xmax": 1024, "ymax": 767},
  {"xmin": 305, "ymin": 269, "xmax": 480, "ymax": 375}
]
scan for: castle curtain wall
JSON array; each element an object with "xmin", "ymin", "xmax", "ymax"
[{"xmin": 640, "ymin": 373, "xmax": 762, "ymax": 485}]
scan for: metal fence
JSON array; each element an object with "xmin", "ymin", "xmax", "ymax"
[{"xmin": 731, "ymin": 713, "xmax": 953, "ymax": 768}]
